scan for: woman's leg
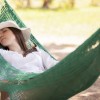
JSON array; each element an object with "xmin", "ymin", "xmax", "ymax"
[{"xmin": 1, "ymin": 91, "xmax": 9, "ymax": 100}]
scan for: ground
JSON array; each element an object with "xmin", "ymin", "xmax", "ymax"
[{"xmin": 39, "ymin": 35, "xmax": 100, "ymax": 100}]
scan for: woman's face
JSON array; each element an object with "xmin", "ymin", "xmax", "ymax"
[{"xmin": 0, "ymin": 28, "xmax": 17, "ymax": 47}]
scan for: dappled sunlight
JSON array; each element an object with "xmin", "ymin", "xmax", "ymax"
[
  {"xmin": 87, "ymin": 41, "xmax": 99, "ymax": 52},
  {"xmin": 91, "ymin": 41, "xmax": 99, "ymax": 49}
]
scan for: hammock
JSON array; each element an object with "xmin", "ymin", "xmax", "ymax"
[{"xmin": 0, "ymin": 0, "xmax": 100, "ymax": 100}]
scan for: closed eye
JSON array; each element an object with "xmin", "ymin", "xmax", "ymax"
[{"xmin": 2, "ymin": 29, "xmax": 8, "ymax": 33}]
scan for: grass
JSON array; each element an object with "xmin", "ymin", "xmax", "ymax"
[{"xmin": 15, "ymin": 7, "xmax": 100, "ymax": 37}]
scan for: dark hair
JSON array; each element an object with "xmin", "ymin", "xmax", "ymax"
[
  {"xmin": 8, "ymin": 27, "xmax": 28, "ymax": 51},
  {"xmin": 1, "ymin": 27, "xmax": 37, "ymax": 56}
]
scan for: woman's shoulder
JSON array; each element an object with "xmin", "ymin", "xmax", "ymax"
[
  {"xmin": 36, "ymin": 46, "xmax": 51, "ymax": 57},
  {"xmin": 36, "ymin": 46, "xmax": 45, "ymax": 53},
  {"xmin": 0, "ymin": 49, "xmax": 12, "ymax": 57},
  {"xmin": 0, "ymin": 48, "xmax": 8, "ymax": 53},
  {"xmin": 0, "ymin": 48, "xmax": 20, "ymax": 56}
]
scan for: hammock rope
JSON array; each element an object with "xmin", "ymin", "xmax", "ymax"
[{"xmin": 0, "ymin": 0, "xmax": 100, "ymax": 100}]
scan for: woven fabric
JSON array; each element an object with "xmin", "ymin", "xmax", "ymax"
[{"xmin": 0, "ymin": 0, "xmax": 100, "ymax": 100}]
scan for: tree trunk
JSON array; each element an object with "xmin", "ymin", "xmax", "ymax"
[
  {"xmin": 43, "ymin": 0, "xmax": 51, "ymax": 8},
  {"xmin": 69, "ymin": 0, "xmax": 75, "ymax": 8},
  {"xmin": 26, "ymin": 0, "xmax": 31, "ymax": 8}
]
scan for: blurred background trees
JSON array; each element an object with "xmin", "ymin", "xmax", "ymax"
[
  {"xmin": 42, "ymin": 0, "xmax": 52, "ymax": 8},
  {"xmin": 8, "ymin": 0, "xmax": 100, "ymax": 9}
]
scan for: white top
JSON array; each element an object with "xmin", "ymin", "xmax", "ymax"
[{"xmin": 0, "ymin": 47, "xmax": 58, "ymax": 73}]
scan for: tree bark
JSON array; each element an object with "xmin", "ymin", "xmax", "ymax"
[
  {"xmin": 69, "ymin": 0, "xmax": 75, "ymax": 8},
  {"xmin": 26, "ymin": 0, "xmax": 31, "ymax": 8},
  {"xmin": 43, "ymin": 0, "xmax": 51, "ymax": 8}
]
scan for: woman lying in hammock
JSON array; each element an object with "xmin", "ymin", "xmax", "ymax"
[{"xmin": 0, "ymin": 20, "xmax": 58, "ymax": 100}]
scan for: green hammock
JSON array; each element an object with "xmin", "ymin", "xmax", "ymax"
[{"xmin": 0, "ymin": 0, "xmax": 100, "ymax": 100}]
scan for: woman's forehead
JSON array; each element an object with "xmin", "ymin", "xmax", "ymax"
[
  {"xmin": 0, "ymin": 28, "xmax": 8, "ymax": 31},
  {"xmin": 0, "ymin": 28, "xmax": 8, "ymax": 33}
]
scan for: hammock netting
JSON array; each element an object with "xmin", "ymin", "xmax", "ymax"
[{"xmin": 0, "ymin": 0, "xmax": 100, "ymax": 100}]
